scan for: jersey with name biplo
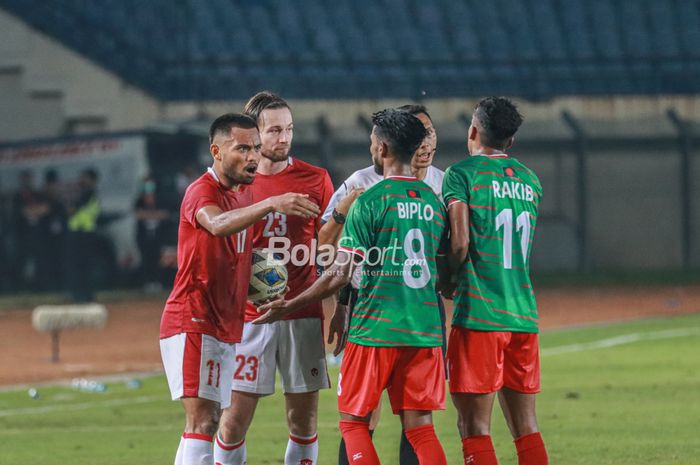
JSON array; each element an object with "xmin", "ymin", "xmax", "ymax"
[{"xmin": 339, "ymin": 176, "xmax": 447, "ymax": 347}]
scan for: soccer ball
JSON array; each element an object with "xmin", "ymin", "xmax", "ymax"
[{"xmin": 248, "ymin": 248, "xmax": 288, "ymax": 305}]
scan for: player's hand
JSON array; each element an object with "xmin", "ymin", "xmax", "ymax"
[
  {"xmin": 252, "ymin": 287, "xmax": 294, "ymax": 325},
  {"xmin": 328, "ymin": 303, "xmax": 350, "ymax": 356},
  {"xmin": 269, "ymin": 193, "xmax": 320, "ymax": 219},
  {"xmin": 335, "ymin": 188, "xmax": 365, "ymax": 215},
  {"xmin": 439, "ymin": 282, "xmax": 457, "ymax": 300}
]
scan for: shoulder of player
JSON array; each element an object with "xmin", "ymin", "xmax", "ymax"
[
  {"xmin": 183, "ymin": 173, "xmax": 216, "ymax": 197},
  {"xmin": 342, "ymin": 166, "xmax": 378, "ymax": 188},
  {"xmin": 353, "ymin": 178, "xmax": 387, "ymax": 204},
  {"xmin": 290, "ymin": 157, "xmax": 330, "ymax": 178},
  {"xmin": 506, "ymin": 157, "xmax": 541, "ymax": 184}
]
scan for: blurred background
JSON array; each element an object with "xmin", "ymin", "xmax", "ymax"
[{"xmin": 0, "ymin": 0, "xmax": 698, "ymax": 297}]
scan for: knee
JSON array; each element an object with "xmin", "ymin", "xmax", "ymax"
[
  {"xmin": 218, "ymin": 408, "xmax": 249, "ymax": 443},
  {"xmin": 510, "ymin": 417, "xmax": 539, "ymax": 439},
  {"xmin": 287, "ymin": 405, "xmax": 317, "ymax": 436},
  {"xmin": 457, "ymin": 411, "xmax": 490, "ymax": 437},
  {"xmin": 188, "ymin": 410, "xmax": 220, "ymax": 437}
]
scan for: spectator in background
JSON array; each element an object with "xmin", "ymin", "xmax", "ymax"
[
  {"xmin": 36, "ymin": 169, "xmax": 67, "ymax": 291},
  {"xmin": 65, "ymin": 168, "xmax": 101, "ymax": 302},
  {"xmin": 134, "ymin": 176, "xmax": 170, "ymax": 292},
  {"xmin": 11, "ymin": 170, "xmax": 43, "ymax": 289}
]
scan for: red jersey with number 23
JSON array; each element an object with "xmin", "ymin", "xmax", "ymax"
[
  {"xmin": 160, "ymin": 171, "xmax": 253, "ymax": 343},
  {"xmin": 244, "ymin": 157, "xmax": 333, "ymax": 321}
]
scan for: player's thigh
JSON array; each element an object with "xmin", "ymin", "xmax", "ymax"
[
  {"xmin": 231, "ymin": 322, "xmax": 279, "ymax": 396},
  {"xmin": 503, "ymin": 332, "xmax": 541, "ymax": 393},
  {"xmin": 278, "ymin": 318, "xmax": 330, "ymax": 393},
  {"xmin": 338, "ymin": 343, "xmax": 396, "ymax": 418},
  {"xmin": 447, "ymin": 327, "xmax": 509, "ymax": 394},
  {"xmin": 387, "ymin": 346, "xmax": 445, "ymax": 414},
  {"xmin": 160, "ymin": 332, "xmax": 236, "ymax": 407}
]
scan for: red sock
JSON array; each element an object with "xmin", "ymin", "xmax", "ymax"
[
  {"xmin": 405, "ymin": 424, "xmax": 447, "ymax": 465},
  {"xmin": 339, "ymin": 420, "xmax": 380, "ymax": 465},
  {"xmin": 515, "ymin": 432, "xmax": 548, "ymax": 465},
  {"xmin": 462, "ymin": 435, "xmax": 498, "ymax": 465}
]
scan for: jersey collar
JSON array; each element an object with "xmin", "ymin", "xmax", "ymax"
[
  {"xmin": 477, "ymin": 153, "xmax": 509, "ymax": 158},
  {"xmin": 386, "ymin": 175, "xmax": 418, "ymax": 181}
]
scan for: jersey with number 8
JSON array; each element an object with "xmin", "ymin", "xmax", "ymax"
[
  {"xmin": 443, "ymin": 155, "xmax": 542, "ymax": 333},
  {"xmin": 339, "ymin": 176, "xmax": 447, "ymax": 347}
]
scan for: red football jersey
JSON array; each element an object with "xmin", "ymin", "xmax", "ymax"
[
  {"xmin": 160, "ymin": 171, "xmax": 253, "ymax": 343},
  {"xmin": 244, "ymin": 157, "xmax": 333, "ymax": 321}
]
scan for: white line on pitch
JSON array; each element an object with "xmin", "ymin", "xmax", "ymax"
[
  {"xmin": 541, "ymin": 327, "xmax": 700, "ymax": 356},
  {"xmin": 0, "ymin": 395, "xmax": 162, "ymax": 417}
]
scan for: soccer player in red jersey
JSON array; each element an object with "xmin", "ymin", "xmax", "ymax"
[
  {"xmin": 159, "ymin": 113, "xmax": 320, "ymax": 465},
  {"xmin": 443, "ymin": 97, "xmax": 548, "ymax": 465},
  {"xmin": 216, "ymin": 92, "xmax": 334, "ymax": 465}
]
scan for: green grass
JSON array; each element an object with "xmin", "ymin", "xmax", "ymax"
[{"xmin": 0, "ymin": 313, "xmax": 699, "ymax": 464}]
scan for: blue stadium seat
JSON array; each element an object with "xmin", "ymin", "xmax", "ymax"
[{"xmin": 0, "ymin": 0, "xmax": 697, "ymax": 99}]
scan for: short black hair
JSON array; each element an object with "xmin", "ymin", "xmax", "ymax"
[
  {"xmin": 371, "ymin": 108, "xmax": 427, "ymax": 163},
  {"xmin": 396, "ymin": 103, "xmax": 432, "ymax": 121},
  {"xmin": 473, "ymin": 97, "xmax": 523, "ymax": 150},
  {"xmin": 243, "ymin": 91, "xmax": 290, "ymax": 125},
  {"xmin": 209, "ymin": 113, "xmax": 258, "ymax": 144}
]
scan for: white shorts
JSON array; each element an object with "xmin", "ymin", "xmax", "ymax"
[
  {"xmin": 160, "ymin": 333, "xmax": 236, "ymax": 408},
  {"xmin": 232, "ymin": 318, "xmax": 330, "ymax": 395}
]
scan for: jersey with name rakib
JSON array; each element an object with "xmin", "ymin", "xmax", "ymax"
[
  {"xmin": 338, "ymin": 176, "xmax": 447, "ymax": 347},
  {"xmin": 442, "ymin": 154, "xmax": 542, "ymax": 333}
]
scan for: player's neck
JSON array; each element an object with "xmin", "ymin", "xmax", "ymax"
[
  {"xmin": 411, "ymin": 166, "xmax": 428, "ymax": 180},
  {"xmin": 257, "ymin": 157, "xmax": 289, "ymax": 176},
  {"xmin": 383, "ymin": 160, "xmax": 414, "ymax": 179},
  {"xmin": 472, "ymin": 145, "xmax": 507, "ymax": 157},
  {"xmin": 210, "ymin": 166, "xmax": 240, "ymax": 191}
]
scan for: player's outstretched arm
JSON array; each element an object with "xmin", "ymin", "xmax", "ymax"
[
  {"xmin": 196, "ymin": 193, "xmax": 320, "ymax": 237},
  {"xmin": 318, "ymin": 188, "xmax": 364, "ymax": 247},
  {"xmin": 253, "ymin": 250, "xmax": 356, "ymax": 324}
]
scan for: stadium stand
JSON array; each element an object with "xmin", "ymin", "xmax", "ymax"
[{"xmin": 1, "ymin": 0, "xmax": 699, "ymax": 100}]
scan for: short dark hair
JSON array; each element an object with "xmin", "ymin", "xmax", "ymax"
[
  {"xmin": 371, "ymin": 108, "xmax": 427, "ymax": 163},
  {"xmin": 473, "ymin": 97, "xmax": 523, "ymax": 150},
  {"xmin": 243, "ymin": 91, "xmax": 290, "ymax": 125},
  {"xmin": 396, "ymin": 103, "xmax": 432, "ymax": 121},
  {"xmin": 209, "ymin": 113, "xmax": 258, "ymax": 144}
]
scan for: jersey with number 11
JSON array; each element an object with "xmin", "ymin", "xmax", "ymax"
[
  {"xmin": 443, "ymin": 154, "xmax": 542, "ymax": 333},
  {"xmin": 339, "ymin": 176, "xmax": 447, "ymax": 347}
]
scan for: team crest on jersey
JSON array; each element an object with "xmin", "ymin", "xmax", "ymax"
[
  {"xmin": 406, "ymin": 189, "xmax": 421, "ymax": 198},
  {"xmin": 504, "ymin": 167, "xmax": 516, "ymax": 177}
]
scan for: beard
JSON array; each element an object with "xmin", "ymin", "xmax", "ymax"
[
  {"xmin": 372, "ymin": 156, "xmax": 383, "ymax": 175},
  {"xmin": 262, "ymin": 146, "xmax": 290, "ymax": 162}
]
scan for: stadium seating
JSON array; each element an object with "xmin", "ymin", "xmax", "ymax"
[{"xmin": 0, "ymin": 0, "xmax": 698, "ymax": 100}]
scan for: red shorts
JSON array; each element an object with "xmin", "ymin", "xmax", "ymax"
[
  {"xmin": 337, "ymin": 342, "xmax": 445, "ymax": 417},
  {"xmin": 447, "ymin": 327, "xmax": 540, "ymax": 394}
]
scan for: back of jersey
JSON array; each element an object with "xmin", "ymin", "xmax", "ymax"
[
  {"xmin": 339, "ymin": 176, "xmax": 447, "ymax": 347},
  {"xmin": 443, "ymin": 155, "xmax": 542, "ymax": 333}
]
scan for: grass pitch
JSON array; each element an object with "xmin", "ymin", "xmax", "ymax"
[{"xmin": 0, "ymin": 313, "xmax": 698, "ymax": 464}]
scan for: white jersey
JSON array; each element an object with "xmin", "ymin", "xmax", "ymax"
[{"xmin": 321, "ymin": 165, "xmax": 445, "ymax": 223}]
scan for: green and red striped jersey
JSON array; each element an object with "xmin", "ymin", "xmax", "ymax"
[
  {"xmin": 442, "ymin": 154, "xmax": 542, "ymax": 333},
  {"xmin": 338, "ymin": 176, "xmax": 447, "ymax": 347}
]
